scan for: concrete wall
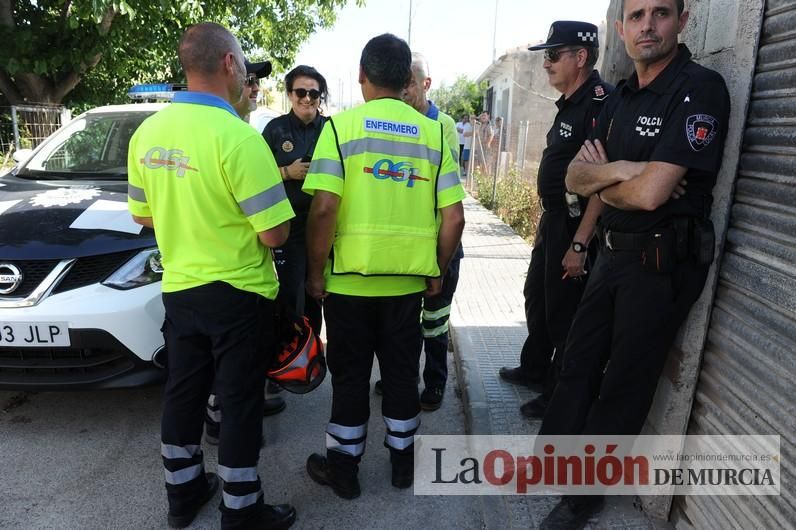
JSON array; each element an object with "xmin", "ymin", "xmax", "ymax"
[
  {"xmin": 600, "ymin": 0, "xmax": 765, "ymax": 521},
  {"xmin": 601, "ymin": 2, "xmax": 635, "ymax": 84},
  {"xmin": 507, "ymin": 50, "xmax": 558, "ymax": 170}
]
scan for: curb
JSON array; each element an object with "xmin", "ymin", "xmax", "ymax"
[{"xmin": 450, "ymin": 325, "xmax": 509, "ymax": 530}]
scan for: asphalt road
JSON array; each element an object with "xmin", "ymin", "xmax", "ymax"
[{"xmin": 0, "ymin": 352, "xmax": 482, "ymax": 530}]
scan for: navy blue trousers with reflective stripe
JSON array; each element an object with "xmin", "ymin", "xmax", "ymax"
[
  {"xmin": 421, "ymin": 254, "xmax": 462, "ymax": 390},
  {"xmin": 324, "ymin": 292, "xmax": 423, "ymax": 461},
  {"xmin": 161, "ymin": 282, "xmax": 274, "ymax": 526}
]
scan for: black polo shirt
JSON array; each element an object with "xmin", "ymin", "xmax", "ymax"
[
  {"xmin": 262, "ymin": 110, "xmax": 328, "ymax": 238},
  {"xmin": 538, "ymin": 70, "xmax": 613, "ymax": 198},
  {"xmin": 594, "ymin": 45, "xmax": 731, "ymax": 232}
]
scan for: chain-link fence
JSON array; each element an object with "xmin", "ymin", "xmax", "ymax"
[
  {"xmin": 1, "ymin": 104, "xmax": 70, "ymax": 169},
  {"xmin": 464, "ymin": 118, "xmax": 551, "ymax": 195},
  {"xmin": 464, "ymin": 119, "xmax": 543, "ymax": 242}
]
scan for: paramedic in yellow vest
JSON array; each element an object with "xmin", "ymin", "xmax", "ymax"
[
  {"xmin": 127, "ymin": 23, "xmax": 296, "ymax": 530},
  {"xmin": 302, "ymin": 33, "xmax": 465, "ymax": 499}
]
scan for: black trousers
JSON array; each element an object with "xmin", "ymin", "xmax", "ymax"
[
  {"xmin": 520, "ymin": 209, "xmax": 590, "ymax": 390},
  {"xmin": 274, "ymin": 234, "xmax": 323, "ymax": 334},
  {"xmin": 539, "ymin": 251, "xmax": 709, "ymax": 436},
  {"xmin": 161, "ymin": 282, "xmax": 275, "ymax": 527},
  {"xmin": 323, "ymin": 292, "xmax": 423, "ymax": 462}
]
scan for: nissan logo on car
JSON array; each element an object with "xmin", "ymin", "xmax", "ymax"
[{"xmin": 0, "ymin": 264, "xmax": 23, "ymax": 295}]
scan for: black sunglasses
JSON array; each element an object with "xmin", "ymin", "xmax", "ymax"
[
  {"xmin": 543, "ymin": 47, "xmax": 581, "ymax": 63},
  {"xmin": 245, "ymin": 75, "xmax": 259, "ymax": 87},
  {"xmin": 291, "ymin": 88, "xmax": 321, "ymax": 100}
]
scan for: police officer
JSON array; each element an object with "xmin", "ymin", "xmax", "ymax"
[
  {"xmin": 302, "ymin": 33, "xmax": 465, "ymax": 498},
  {"xmin": 539, "ymin": 1, "xmax": 730, "ymax": 527},
  {"xmin": 499, "ymin": 21, "xmax": 612, "ymax": 420},
  {"xmin": 262, "ymin": 65, "xmax": 329, "ymax": 335},
  {"xmin": 128, "ymin": 23, "xmax": 297, "ymax": 529}
]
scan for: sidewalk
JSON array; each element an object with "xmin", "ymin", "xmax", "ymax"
[{"xmin": 450, "ymin": 196, "xmax": 668, "ymax": 530}]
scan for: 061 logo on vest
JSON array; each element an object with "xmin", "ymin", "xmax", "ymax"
[
  {"xmin": 140, "ymin": 146, "xmax": 197, "ymax": 177},
  {"xmin": 364, "ymin": 159, "xmax": 430, "ymax": 188},
  {"xmin": 686, "ymin": 114, "xmax": 719, "ymax": 152}
]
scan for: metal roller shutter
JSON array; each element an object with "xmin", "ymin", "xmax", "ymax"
[{"xmin": 674, "ymin": 0, "xmax": 796, "ymax": 527}]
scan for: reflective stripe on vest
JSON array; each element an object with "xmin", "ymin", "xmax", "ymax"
[
  {"xmin": 238, "ymin": 183, "xmax": 288, "ymax": 217},
  {"xmin": 128, "ymin": 183, "xmax": 146, "ymax": 203},
  {"xmin": 309, "ymin": 157, "xmax": 345, "ymax": 179},
  {"xmin": 339, "ymin": 137, "xmax": 442, "ymax": 167}
]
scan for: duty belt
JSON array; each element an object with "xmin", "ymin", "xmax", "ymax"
[
  {"xmin": 539, "ymin": 196, "xmax": 566, "ymax": 213},
  {"xmin": 601, "ymin": 229, "xmax": 656, "ymax": 251}
]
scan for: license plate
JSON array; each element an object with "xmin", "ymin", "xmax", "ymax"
[{"xmin": 0, "ymin": 322, "xmax": 70, "ymax": 347}]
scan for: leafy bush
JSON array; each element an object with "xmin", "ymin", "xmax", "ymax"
[{"xmin": 472, "ymin": 168, "xmax": 540, "ymax": 242}]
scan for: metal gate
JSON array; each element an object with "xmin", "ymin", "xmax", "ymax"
[{"xmin": 673, "ymin": 0, "xmax": 796, "ymax": 527}]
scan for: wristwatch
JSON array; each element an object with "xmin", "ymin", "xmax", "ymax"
[{"xmin": 571, "ymin": 241, "xmax": 587, "ymax": 253}]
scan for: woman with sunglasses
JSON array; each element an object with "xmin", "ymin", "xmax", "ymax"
[{"xmin": 262, "ymin": 65, "xmax": 329, "ymax": 335}]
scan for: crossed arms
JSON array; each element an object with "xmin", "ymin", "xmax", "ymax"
[{"xmin": 565, "ymin": 140, "xmax": 687, "ymax": 211}]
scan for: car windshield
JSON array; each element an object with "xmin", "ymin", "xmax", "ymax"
[{"xmin": 17, "ymin": 110, "xmax": 154, "ymax": 180}]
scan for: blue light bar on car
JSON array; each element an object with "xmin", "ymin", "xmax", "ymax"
[{"xmin": 127, "ymin": 83, "xmax": 187, "ymax": 101}]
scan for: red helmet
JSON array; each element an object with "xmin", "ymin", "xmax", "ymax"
[{"xmin": 267, "ymin": 315, "xmax": 326, "ymax": 394}]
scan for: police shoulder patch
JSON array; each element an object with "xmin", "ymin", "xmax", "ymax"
[
  {"xmin": 593, "ymin": 84, "xmax": 607, "ymax": 101},
  {"xmin": 281, "ymin": 140, "xmax": 294, "ymax": 153},
  {"xmin": 686, "ymin": 114, "xmax": 719, "ymax": 152}
]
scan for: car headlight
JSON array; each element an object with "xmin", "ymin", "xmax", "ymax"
[{"xmin": 102, "ymin": 248, "xmax": 163, "ymax": 290}]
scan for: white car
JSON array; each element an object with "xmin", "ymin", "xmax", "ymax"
[
  {"xmin": 249, "ymin": 106, "xmax": 280, "ymax": 133},
  {"xmin": 0, "ymin": 102, "xmax": 168, "ymax": 389}
]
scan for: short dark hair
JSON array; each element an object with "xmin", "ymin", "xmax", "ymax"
[
  {"xmin": 621, "ymin": 0, "xmax": 685, "ymax": 17},
  {"xmin": 285, "ymin": 65, "xmax": 329, "ymax": 102},
  {"xmin": 360, "ymin": 33, "xmax": 412, "ymax": 91},
  {"xmin": 178, "ymin": 22, "xmax": 240, "ymax": 75},
  {"xmin": 586, "ymin": 46, "xmax": 599, "ymax": 69}
]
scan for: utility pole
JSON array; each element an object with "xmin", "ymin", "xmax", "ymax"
[
  {"xmin": 408, "ymin": 0, "xmax": 413, "ymax": 46},
  {"xmin": 492, "ymin": 0, "xmax": 499, "ymax": 62}
]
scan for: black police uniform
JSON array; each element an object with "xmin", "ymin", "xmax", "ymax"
[
  {"xmin": 516, "ymin": 70, "xmax": 612, "ymax": 388},
  {"xmin": 540, "ymin": 44, "xmax": 731, "ymax": 437},
  {"xmin": 262, "ymin": 110, "xmax": 328, "ymax": 332}
]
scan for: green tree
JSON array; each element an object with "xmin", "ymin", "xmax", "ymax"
[
  {"xmin": 0, "ymin": 0, "xmax": 352, "ymax": 106},
  {"xmin": 429, "ymin": 75, "xmax": 485, "ymax": 120}
]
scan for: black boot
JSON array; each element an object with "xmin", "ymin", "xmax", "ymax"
[
  {"xmin": 539, "ymin": 495, "xmax": 604, "ymax": 530},
  {"xmin": 390, "ymin": 451, "xmax": 414, "ymax": 489},
  {"xmin": 263, "ymin": 396, "xmax": 286, "ymax": 417},
  {"xmin": 306, "ymin": 452, "xmax": 361, "ymax": 499},
  {"xmin": 167, "ymin": 473, "xmax": 219, "ymax": 529},
  {"xmin": 520, "ymin": 394, "xmax": 549, "ymax": 419},
  {"xmin": 498, "ymin": 366, "xmax": 545, "ymax": 391}
]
